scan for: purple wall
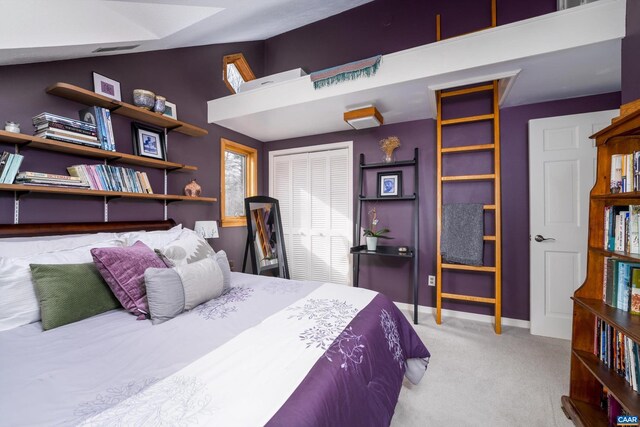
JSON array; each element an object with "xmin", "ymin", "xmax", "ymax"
[
  {"xmin": 622, "ymin": 0, "xmax": 640, "ymax": 104},
  {"xmin": 264, "ymin": 92, "xmax": 620, "ymax": 321},
  {"xmin": 264, "ymin": 0, "xmax": 556, "ymax": 75},
  {"xmin": 0, "ymin": 42, "xmax": 265, "ymax": 266}
]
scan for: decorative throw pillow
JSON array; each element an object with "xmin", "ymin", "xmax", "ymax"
[
  {"xmin": 0, "ymin": 239, "xmax": 123, "ymax": 332},
  {"xmin": 91, "ymin": 241, "xmax": 166, "ymax": 319},
  {"xmin": 145, "ymin": 257, "xmax": 224, "ymax": 325},
  {"xmin": 157, "ymin": 229, "xmax": 215, "ymax": 267},
  {"xmin": 30, "ymin": 263, "xmax": 120, "ymax": 330},
  {"xmin": 214, "ymin": 250, "xmax": 231, "ymax": 292}
]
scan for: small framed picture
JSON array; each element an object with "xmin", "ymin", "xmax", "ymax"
[
  {"xmin": 92, "ymin": 72, "xmax": 121, "ymax": 101},
  {"xmin": 377, "ymin": 171, "xmax": 402, "ymax": 198},
  {"xmin": 163, "ymin": 101, "xmax": 177, "ymax": 119},
  {"xmin": 131, "ymin": 122, "xmax": 166, "ymax": 160}
]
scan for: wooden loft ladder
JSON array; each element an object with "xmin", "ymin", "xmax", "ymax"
[{"xmin": 435, "ymin": 81, "xmax": 502, "ymax": 334}]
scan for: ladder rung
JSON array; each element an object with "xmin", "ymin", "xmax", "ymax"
[
  {"xmin": 441, "ymin": 114, "xmax": 494, "ymax": 126},
  {"xmin": 483, "ymin": 204, "xmax": 496, "ymax": 210},
  {"xmin": 440, "ymin": 84, "xmax": 494, "ymax": 98},
  {"xmin": 441, "ymin": 143, "xmax": 495, "ymax": 154},
  {"xmin": 483, "ymin": 235, "xmax": 496, "ymax": 241},
  {"xmin": 441, "ymin": 174, "xmax": 495, "ymax": 182},
  {"xmin": 441, "ymin": 293, "xmax": 496, "ymax": 304},
  {"xmin": 442, "ymin": 263, "xmax": 496, "ymax": 272}
]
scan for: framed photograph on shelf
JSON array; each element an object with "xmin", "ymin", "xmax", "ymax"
[
  {"xmin": 131, "ymin": 122, "xmax": 166, "ymax": 160},
  {"xmin": 92, "ymin": 72, "xmax": 122, "ymax": 101},
  {"xmin": 163, "ymin": 101, "xmax": 177, "ymax": 119},
  {"xmin": 377, "ymin": 171, "xmax": 402, "ymax": 198}
]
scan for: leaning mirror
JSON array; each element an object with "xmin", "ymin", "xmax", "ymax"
[{"xmin": 242, "ymin": 196, "xmax": 289, "ymax": 278}]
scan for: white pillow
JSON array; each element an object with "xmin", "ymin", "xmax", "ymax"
[
  {"xmin": 0, "ymin": 239, "xmax": 124, "ymax": 332},
  {"xmin": 157, "ymin": 229, "xmax": 215, "ymax": 267},
  {"xmin": 120, "ymin": 224, "xmax": 183, "ymax": 249},
  {"xmin": 0, "ymin": 232, "xmax": 122, "ymax": 258}
]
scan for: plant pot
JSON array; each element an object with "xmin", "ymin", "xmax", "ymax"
[{"xmin": 366, "ymin": 236, "xmax": 378, "ymax": 251}]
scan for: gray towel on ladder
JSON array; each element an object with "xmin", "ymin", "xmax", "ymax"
[{"xmin": 441, "ymin": 203, "xmax": 484, "ymax": 266}]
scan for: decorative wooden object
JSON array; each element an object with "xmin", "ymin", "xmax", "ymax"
[
  {"xmin": 435, "ymin": 80, "xmax": 502, "ymax": 334},
  {"xmin": 562, "ymin": 108, "xmax": 640, "ymax": 425}
]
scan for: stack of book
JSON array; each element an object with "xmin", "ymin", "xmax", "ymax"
[
  {"xmin": 67, "ymin": 164, "xmax": 152, "ymax": 194},
  {"xmin": 595, "ymin": 318, "xmax": 640, "ymax": 395},
  {"xmin": 78, "ymin": 107, "xmax": 116, "ymax": 152},
  {"xmin": 602, "ymin": 257, "xmax": 640, "ymax": 313},
  {"xmin": 33, "ymin": 113, "xmax": 100, "ymax": 149},
  {"xmin": 15, "ymin": 171, "xmax": 89, "ymax": 188},
  {"xmin": 0, "ymin": 151, "xmax": 24, "ymax": 184},
  {"xmin": 611, "ymin": 152, "xmax": 640, "ymax": 193},
  {"xmin": 604, "ymin": 205, "xmax": 640, "ymax": 254}
]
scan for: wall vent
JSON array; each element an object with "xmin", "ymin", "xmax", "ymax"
[{"xmin": 93, "ymin": 45, "xmax": 140, "ymax": 53}]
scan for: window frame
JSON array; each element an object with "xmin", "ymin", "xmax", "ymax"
[
  {"xmin": 222, "ymin": 53, "xmax": 256, "ymax": 94},
  {"xmin": 220, "ymin": 138, "xmax": 258, "ymax": 227}
]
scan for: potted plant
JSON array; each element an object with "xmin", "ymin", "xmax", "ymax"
[{"xmin": 363, "ymin": 207, "xmax": 392, "ymax": 251}]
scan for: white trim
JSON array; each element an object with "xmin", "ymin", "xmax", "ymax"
[{"xmin": 393, "ymin": 302, "xmax": 531, "ymax": 330}]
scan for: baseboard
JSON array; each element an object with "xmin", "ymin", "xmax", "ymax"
[{"xmin": 393, "ymin": 302, "xmax": 531, "ymax": 329}]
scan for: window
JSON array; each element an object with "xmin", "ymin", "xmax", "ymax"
[
  {"xmin": 223, "ymin": 53, "xmax": 255, "ymax": 94},
  {"xmin": 221, "ymin": 138, "xmax": 257, "ymax": 227}
]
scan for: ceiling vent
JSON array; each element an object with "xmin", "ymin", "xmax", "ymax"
[{"xmin": 93, "ymin": 45, "xmax": 140, "ymax": 53}]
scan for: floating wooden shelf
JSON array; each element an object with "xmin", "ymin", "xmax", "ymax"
[
  {"xmin": 46, "ymin": 82, "xmax": 208, "ymax": 137},
  {"xmin": 0, "ymin": 130, "xmax": 196, "ymax": 172},
  {"xmin": 0, "ymin": 183, "xmax": 216, "ymax": 203}
]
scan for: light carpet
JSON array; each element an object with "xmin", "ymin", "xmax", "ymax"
[{"xmin": 391, "ymin": 312, "xmax": 573, "ymax": 427}]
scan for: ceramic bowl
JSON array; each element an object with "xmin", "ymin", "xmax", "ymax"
[
  {"xmin": 133, "ymin": 89, "xmax": 155, "ymax": 110},
  {"xmin": 153, "ymin": 96, "xmax": 166, "ymax": 114}
]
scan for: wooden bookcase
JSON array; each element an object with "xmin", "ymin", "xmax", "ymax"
[
  {"xmin": 0, "ymin": 83, "xmax": 215, "ymax": 223},
  {"xmin": 563, "ymin": 109, "xmax": 640, "ymax": 425}
]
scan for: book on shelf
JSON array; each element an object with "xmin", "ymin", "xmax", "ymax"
[
  {"xmin": 15, "ymin": 171, "xmax": 89, "ymax": 188},
  {"xmin": 595, "ymin": 318, "xmax": 640, "ymax": 394},
  {"xmin": 33, "ymin": 112, "xmax": 101, "ymax": 149},
  {"xmin": 0, "ymin": 152, "xmax": 24, "ymax": 184},
  {"xmin": 604, "ymin": 205, "xmax": 640, "ymax": 253},
  {"xmin": 34, "ymin": 121, "xmax": 96, "ymax": 137},
  {"xmin": 32, "ymin": 112, "xmax": 96, "ymax": 132},
  {"xmin": 602, "ymin": 257, "xmax": 640, "ymax": 312},
  {"xmin": 611, "ymin": 152, "xmax": 640, "ymax": 193},
  {"xmin": 79, "ymin": 107, "xmax": 116, "ymax": 152},
  {"xmin": 66, "ymin": 164, "xmax": 152, "ymax": 194}
]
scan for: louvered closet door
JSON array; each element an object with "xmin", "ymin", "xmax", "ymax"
[{"xmin": 271, "ymin": 147, "xmax": 351, "ymax": 285}]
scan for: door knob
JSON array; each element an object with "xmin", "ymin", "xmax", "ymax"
[{"xmin": 534, "ymin": 234, "xmax": 556, "ymax": 242}]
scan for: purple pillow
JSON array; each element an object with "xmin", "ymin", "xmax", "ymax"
[{"xmin": 91, "ymin": 241, "xmax": 166, "ymax": 319}]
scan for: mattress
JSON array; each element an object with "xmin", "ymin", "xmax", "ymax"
[{"xmin": 0, "ymin": 272, "xmax": 429, "ymax": 426}]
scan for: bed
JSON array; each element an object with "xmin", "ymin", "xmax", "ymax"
[{"xmin": 0, "ymin": 220, "xmax": 430, "ymax": 427}]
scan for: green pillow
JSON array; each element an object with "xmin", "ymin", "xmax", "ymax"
[{"xmin": 30, "ymin": 263, "xmax": 121, "ymax": 330}]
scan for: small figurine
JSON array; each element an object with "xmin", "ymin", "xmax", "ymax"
[{"xmin": 184, "ymin": 179, "xmax": 201, "ymax": 197}]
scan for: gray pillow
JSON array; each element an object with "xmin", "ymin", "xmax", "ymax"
[
  {"xmin": 144, "ymin": 257, "xmax": 224, "ymax": 325},
  {"xmin": 157, "ymin": 230, "xmax": 215, "ymax": 267},
  {"xmin": 214, "ymin": 250, "xmax": 231, "ymax": 292}
]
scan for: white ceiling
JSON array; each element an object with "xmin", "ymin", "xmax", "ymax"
[{"xmin": 0, "ymin": 0, "xmax": 372, "ymax": 66}]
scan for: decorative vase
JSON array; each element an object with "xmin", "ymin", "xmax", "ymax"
[
  {"xmin": 184, "ymin": 179, "xmax": 201, "ymax": 197},
  {"xmin": 153, "ymin": 96, "xmax": 166, "ymax": 114},
  {"xmin": 366, "ymin": 236, "xmax": 378, "ymax": 251},
  {"xmin": 133, "ymin": 89, "xmax": 155, "ymax": 110},
  {"xmin": 382, "ymin": 153, "xmax": 396, "ymax": 164}
]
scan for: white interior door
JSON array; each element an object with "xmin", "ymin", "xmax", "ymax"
[
  {"xmin": 270, "ymin": 142, "xmax": 352, "ymax": 285},
  {"xmin": 529, "ymin": 109, "xmax": 618, "ymax": 339}
]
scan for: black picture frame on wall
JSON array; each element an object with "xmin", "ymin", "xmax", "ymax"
[
  {"xmin": 377, "ymin": 171, "xmax": 402, "ymax": 198},
  {"xmin": 131, "ymin": 122, "xmax": 166, "ymax": 160}
]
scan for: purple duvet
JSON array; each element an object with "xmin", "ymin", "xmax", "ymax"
[{"xmin": 267, "ymin": 293, "xmax": 430, "ymax": 426}]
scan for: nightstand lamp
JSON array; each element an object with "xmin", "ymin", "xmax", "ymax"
[{"xmin": 194, "ymin": 220, "xmax": 219, "ymax": 239}]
